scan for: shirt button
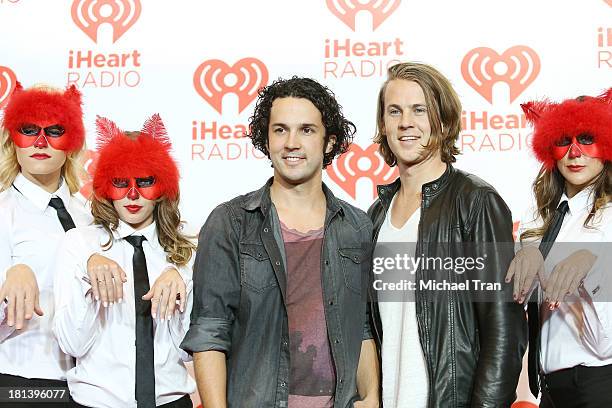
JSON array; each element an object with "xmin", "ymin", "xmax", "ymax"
[
  {"xmin": 324, "ymin": 260, "xmax": 329, "ymax": 266},
  {"xmin": 275, "ymin": 261, "xmax": 281, "ymax": 266},
  {"xmin": 339, "ymin": 378, "xmax": 343, "ymax": 384},
  {"xmin": 280, "ymin": 381, "xmax": 287, "ymax": 387},
  {"xmin": 334, "ymin": 339, "xmax": 340, "ymax": 344},
  {"xmin": 282, "ymin": 340, "xmax": 288, "ymax": 347},
  {"xmin": 263, "ymin": 227, "xmax": 269, "ymax": 232},
  {"xmin": 328, "ymin": 300, "xmax": 334, "ymax": 306}
]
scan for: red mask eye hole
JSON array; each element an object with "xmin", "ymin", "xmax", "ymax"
[
  {"xmin": 44, "ymin": 125, "xmax": 65, "ymax": 138},
  {"xmin": 135, "ymin": 176, "xmax": 156, "ymax": 188},
  {"xmin": 554, "ymin": 136, "xmax": 572, "ymax": 147},
  {"xmin": 18, "ymin": 124, "xmax": 41, "ymax": 137},
  {"xmin": 576, "ymin": 133, "xmax": 594, "ymax": 145},
  {"xmin": 112, "ymin": 178, "xmax": 129, "ymax": 188}
]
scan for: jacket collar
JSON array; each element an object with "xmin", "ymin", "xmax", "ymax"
[
  {"xmin": 376, "ymin": 164, "xmax": 455, "ymax": 208},
  {"xmin": 242, "ymin": 177, "xmax": 344, "ymax": 217}
]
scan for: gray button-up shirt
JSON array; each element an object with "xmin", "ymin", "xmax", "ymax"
[{"xmin": 181, "ymin": 179, "xmax": 373, "ymax": 408}]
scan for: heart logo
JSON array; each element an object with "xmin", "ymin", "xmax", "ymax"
[
  {"xmin": 79, "ymin": 149, "xmax": 100, "ymax": 199},
  {"xmin": 326, "ymin": 0, "xmax": 401, "ymax": 31},
  {"xmin": 326, "ymin": 143, "xmax": 398, "ymax": 200},
  {"xmin": 193, "ymin": 58, "xmax": 268, "ymax": 114},
  {"xmin": 0, "ymin": 66, "xmax": 17, "ymax": 109},
  {"xmin": 71, "ymin": 0, "xmax": 141, "ymax": 44},
  {"xmin": 461, "ymin": 46, "xmax": 540, "ymax": 104}
]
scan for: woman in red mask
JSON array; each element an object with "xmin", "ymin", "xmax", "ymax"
[
  {"xmin": 507, "ymin": 88, "xmax": 612, "ymax": 408},
  {"xmin": 0, "ymin": 84, "xmax": 93, "ymax": 407},
  {"xmin": 53, "ymin": 114, "xmax": 196, "ymax": 408}
]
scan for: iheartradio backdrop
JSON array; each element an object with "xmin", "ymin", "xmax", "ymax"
[{"xmin": 1, "ymin": 0, "xmax": 611, "ymax": 407}]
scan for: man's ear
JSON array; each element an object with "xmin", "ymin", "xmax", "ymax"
[{"xmin": 325, "ymin": 134, "xmax": 337, "ymax": 154}]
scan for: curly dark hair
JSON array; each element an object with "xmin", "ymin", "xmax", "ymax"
[{"xmin": 247, "ymin": 76, "xmax": 356, "ymax": 168}]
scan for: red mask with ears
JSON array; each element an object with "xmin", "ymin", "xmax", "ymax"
[
  {"xmin": 93, "ymin": 114, "xmax": 180, "ymax": 201},
  {"xmin": 2, "ymin": 83, "xmax": 85, "ymax": 152},
  {"xmin": 521, "ymin": 88, "xmax": 612, "ymax": 169}
]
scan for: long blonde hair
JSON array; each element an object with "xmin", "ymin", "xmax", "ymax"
[
  {"xmin": 0, "ymin": 84, "xmax": 85, "ymax": 193},
  {"xmin": 521, "ymin": 163, "xmax": 612, "ymax": 241},
  {"xmin": 91, "ymin": 194, "xmax": 195, "ymax": 267}
]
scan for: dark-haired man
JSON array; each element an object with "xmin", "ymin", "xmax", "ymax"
[{"xmin": 182, "ymin": 77, "xmax": 379, "ymax": 408}]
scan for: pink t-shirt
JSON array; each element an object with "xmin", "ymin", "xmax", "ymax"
[{"xmin": 281, "ymin": 222, "xmax": 335, "ymax": 408}]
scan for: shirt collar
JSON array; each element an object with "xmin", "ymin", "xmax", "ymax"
[
  {"xmin": 242, "ymin": 177, "xmax": 344, "ymax": 217},
  {"xmin": 113, "ymin": 220, "xmax": 160, "ymax": 249},
  {"xmin": 560, "ymin": 185, "xmax": 595, "ymax": 216},
  {"xmin": 13, "ymin": 173, "xmax": 71, "ymax": 212}
]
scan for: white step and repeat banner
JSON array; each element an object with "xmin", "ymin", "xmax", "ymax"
[{"xmin": 1, "ymin": 1, "xmax": 610, "ymax": 406}]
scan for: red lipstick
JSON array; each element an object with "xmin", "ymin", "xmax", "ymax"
[
  {"xmin": 124, "ymin": 205, "xmax": 142, "ymax": 214},
  {"xmin": 567, "ymin": 165, "xmax": 585, "ymax": 172},
  {"xmin": 30, "ymin": 153, "xmax": 51, "ymax": 160}
]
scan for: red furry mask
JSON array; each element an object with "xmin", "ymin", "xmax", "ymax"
[
  {"xmin": 2, "ymin": 83, "xmax": 85, "ymax": 152},
  {"xmin": 93, "ymin": 114, "xmax": 179, "ymax": 201},
  {"xmin": 521, "ymin": 88, "xmax": 612, "ymax": 169}
]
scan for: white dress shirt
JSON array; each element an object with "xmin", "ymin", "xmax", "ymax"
[
  {"xmin": 53, "ymin": 220, "xmax": 195, "ymax": 408},
  {"xmin": 0, "ymin": 173, "xmax": 92, "ymax": 380},
  {"xmin": 518, "ymin": 186, "xmax": 612, "ymax": 373},
  {"xmin": 376, "ymin": 193, "xmax": 428, "ymax": 408}
]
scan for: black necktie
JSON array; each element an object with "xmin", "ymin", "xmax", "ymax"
[
  {"xmin": 124, "ymin": 235, "xmax": 156, "ymax": 407},
  {"xmin": 527, "ymin": 200, "xmax": 569, "ymax": 397},
  {"xmin": 48, "ymin": 197, "xmax": 76, "ymax": 232}
]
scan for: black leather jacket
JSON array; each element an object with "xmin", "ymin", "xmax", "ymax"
[
  {"xmin": 368, "ymin": 165, "xmax": 527, "ymax": 408},
  {"xmin": 182, "ymin": 179, "xmax": 373, "ymax": 408}
]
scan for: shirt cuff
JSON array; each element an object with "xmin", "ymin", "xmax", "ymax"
[
  {"xmin": 0, "ymin": 302, "xmax": 14, "ymax": 341},
  {"xmin": 180, "ymin": 316, "xmax": 232, "ymax": 354},
  {"xmin": 582, "ymin": 250, "xmax": 606, "ymax": 299}
]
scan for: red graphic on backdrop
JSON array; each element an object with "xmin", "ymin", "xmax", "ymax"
[
  {"xmin": 511, "ymin": 402, "xmax": 537, "ymax": 408},
  {"xmin": 326, "ymin": 0, "xmax": 401, "ymax": 31},
  {"xmin": 326, "ymin": 143, "xmax": 398, "ymax": 200},
  {"xmin": 79, "ymin": 149, "xmax": 99, "ymax": 199},
  {"xmin": 71, "ymin": 0, "xmax": 141, "ymax": 44},
  {"xmin": 193, "ymin": 58, "xmax": 268, "ymax": 114},
  {"xmin": 0, "ymin": 66, "xmax": 17, "ymax": 109},
  {"xmin": 461, "ymin": 46, "xmax": 540, "ymax": 104}
]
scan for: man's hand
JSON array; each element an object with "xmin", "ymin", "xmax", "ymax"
[
  {"xmin": 86, "ymin": 254, "xmax": 127, "ymax": 306},
  {"xmin": 353, "ymin": 397, "xmax": 380, "ymax": 408},
  {"xmin": 544, "ymin": 249, "xmax": 597, "ymax": 308},
  {"xmin": 142, "ymin": 267, "xmax": 186, "ymax": 319},
  {"xmin": 505, "ymin": 246, "xmax": 544, "ymax": 303},
  {"xmin": 0, "ymin": 264, "xmax": 43, "ymax": 329}
]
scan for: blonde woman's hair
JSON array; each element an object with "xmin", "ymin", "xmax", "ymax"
[{"xmin": 0, "ymin": 84, "xmax": 86, "ymax": 193}]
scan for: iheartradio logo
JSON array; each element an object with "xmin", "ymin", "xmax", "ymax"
[
  {"xmin": 326, "ymin": 0, "xmax": 401, "ymax": 31},
  {"xmin": 0, "ymin": 66, "xmax": 17, "ymax": 109},
  {"xmin": 461, "ymin": 46, "xmax": 540, "ymax": 104},
  {"xmin": 79, "ymin": 149, "xmax": 99, "ymax": 199},
  {"xmin": 193, "ymin": 58, "xmax": 268, "ymax": 114},
  {"xmin": 326, "ymin": 143, "xmax": 398, "ymax": 200},
  {"xmin": 71, "ymin": 0, "xmax": 142, "ymax": 44}
]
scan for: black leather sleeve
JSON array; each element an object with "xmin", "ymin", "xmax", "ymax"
[{"xmin": 469, "ymin": 190, "xmax": 528, "ymax": 408}]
